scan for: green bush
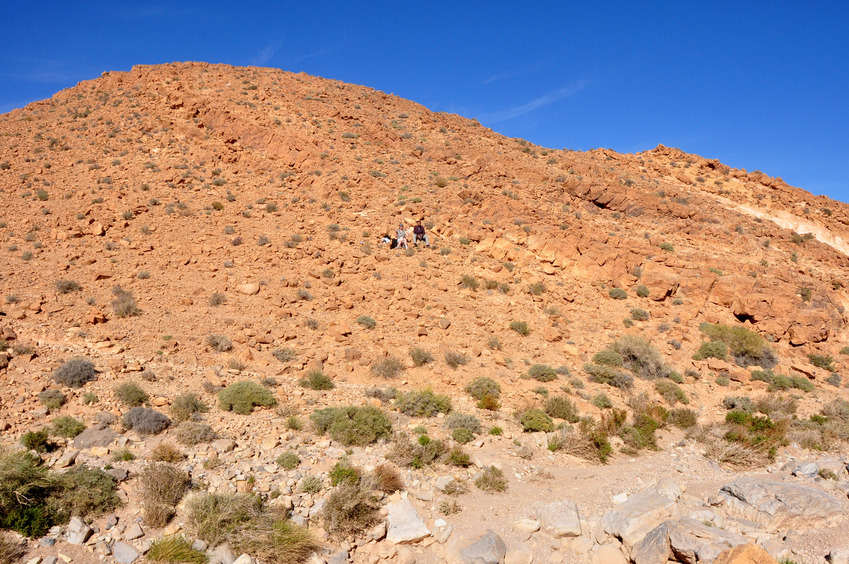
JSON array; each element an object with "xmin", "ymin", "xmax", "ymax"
[
  {"xmin": 452, "ymin": 428, "xmax": 474, "ymax": 444},
  {"xmin": 608, "ymin": 288, "xmax": 627, "ymax": 300},
  {"xmin": 310, "ymin": 406, "xmax": 392, "ymax": 446},
  {"xmin": 38, "ymin": 390, "xmax": 66, "ymax": 411},
  {"xmin": 355, "ymin": 315, "xmax": 376, "ymax": 329},
  {"xmin": 185, "ymin": 492, "xmax": 263, "ymax": 547},
  {"xmin": 630, "ymin": 308, "xmax": 649, "ymax": 321},
  {"xmin": 271, "ymin": 347, "xmax": 297, "ymax": 363},
  {"xmin": 409, "ymin": 347, "xmax": 433, "ymax": 366},
  {"xmin": 176, "ymin": 422, "xmax": 217, "ymax": 446},
  {"xmin": 323, "ymin": 481, "xmax": 381, "ymax": 538},
  {"xmin": 20, "ymin": 430, "xmax": 51, "ymax": 453},
  {"xmin": 299, "ymin": 370, "xmax": 335, "ymax": 390},
  {"xmin": 693, "ymin": 341, "xmax": 727, "ymax": 361},
  {"xmin": 612, "ymin": 335, "xmax": 666, "ymax": 379},
  {"xmin": 50, "ymin": 416, "xmax": 85, "ymax": 438},
  {"xmin": 114, "ymin": 382, "xmax": 149, "ymax": 407},
  {"xmin": 520, "ymin": 409, "xmax": 554, "ymax": 432},
  {"xmin": 123, "ymin": 407, "xmax": 171, "ymax": 435},
  {"xmin": 545, "ymin": 396, "xmax": 580, "ymax": 422},
  {"xmin": 592, "ymin": 349, "xmax": 623, "ymax": 367},
  {"xmin": 218, "ymin": 381, "xmax": 277, "ymax": 414},
  {"xmin": 699, "ymin": 322, "xmax": 777, "ymax": 368},
  {"xmin": 171, "ymin": 393, "xmax": 208, "ymax": 422},
  {"xmin": 389, "ymin": 435, "xmax": 448, "ymax": 468},
  {"xmin": 669, "ymin": 408, "xmax": 698, "ymax": 429},
  {"xmin": 808, "ymin": 354, "xmax": 835, "ymax": 372},
  {"xmin": 395, "ymin": 389, "xmax": 452, "ymax": 417},
  {"xmin": 592, "ymin": 393, "xmax": 613, "ymax": 409},
  {"xmin": 659, "ymin": 243, "xmax": 674, "ymax": 252},
  {"xmin": 275, "ymin": 452, "xmax": 300, "ymax": 470},
  {"xmin": 146, "ymin": 536, "xmax": 209, "ymax": 563},
  {"xmin": 328, "ymin": 459, "xmax": 361, "ymax": 486},
  {"xmin": 460, "ymin": 275, "xmax": 479, "ymax": 291},
  {"xmin": 465, "ymin": 377, "xmax": 500, "ymax": 401},
  {"xmin": 510, "ymin": 321, "xmax": 530, "ymax": 336},
  {"xmin": 444, "ymin": 351, "xmax": 469, "ymax": 368},
  {"xmin": 655, "ymin": 380, "xmax": 689, "ymax": 406},
  {"xmin": 584, "ymin": 364, "xmax": 634, "ymax": 389},
  {"xmin": 475, "ymin": 466, "xmax": 507, "ymax": 493},
  {"xmin": 635, "ymin": 285, "xmax": 650, "ymax": 298},
  {"xmin": 750, "ymin": 370, "xmax": 814, "ymax": 392},
  {"xmin": 54, "ymin": 465, "xmax": 120, "ymax": 521},
  {"xmin": 527, "ymin": 364, "xmax": 557, "ymax": 382}
]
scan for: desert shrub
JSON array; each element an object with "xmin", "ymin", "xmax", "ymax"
[
  {"xmin": 323, "ymin": 480, "xmax": 381, "ymax": 538},
  {"xmin": 460, "ymin": 275, "xmax": 479, "ymax": 291},
  {"xmin": 826, "ymin": 373, "xmax": 842, "ymax": 387},
  {"xmin": 808, "ymin": 353, "xmax": 835, "ymax": 372},
  {"xmin": 698, "ymin": 322, "xmax": 777, "ymax": 368},
  {"xmin": 271, "ymin": 347, "xmax": 297, "ymax": 363},
  {"xmin": 723, "ymin": 396, "xmax": 754, "ymax": 412},
  {"xmin": 444, "ymin": 351, "xmax": 469, "ymax": 368},
  {"xmin": 510, "ymin": 321, "xmax": 530, "ymax": 336},
  {"xmin": 723, "ymin": 410, "xmax": 787, "ymax": 460},
  {"xmin": 176, "ymin": 422, "xmax": 217, "ymax": 446},
  {"xmin": 608, "ymin": 288, "xmax": 627, "ymax": 300},
  {"xmin": 310, "ymin": 406, "xmax": 392, "ymax": 446},
  {"xmin": 372, "ymin": 463, "xmax": 403, "ymax": 493},
  {"xmin": 669, "ymin": 408, "xmax": 698, "ymax": 429},
  {"xmin": 112, "ymin": 449, "xmax": 135, "ymax": 462},
  {"xmin": 275, "ymin": 452, "xmax": 300, "ymax": 471},
  {"xmin": 395, "ymin": 389, "xmax": 452, "ymax": 417},
  {"xmin": 466, "ymin": 377, "xmax": 501, "ymax": 401},
  {"xmin": 593, "ymin": 393, "xmax": 613, "ymax": 409},
  {"xmin": 111, "ymin": 286, "xmax": 140, "ymax": 317},
  {"xmin": 209, "ymin": 292, "xmax": 227, "ymax": 307},
  {"xmin": 0, "ymin": 449, "xmax": 56, "ymax": 537},
  {"xmin": 122, "ymin": 407, "xmax": 171, "ymax": 435},
  {"xmin": 545, "ymin": 396, "xmax": 580, "ymax": 422},
  {"xmin": 218, "ymin": 381, "xmax": 277, "ymax": 414},
  {"xmin": 355, "ymin": 315, "xmax": 376, "ymax": 329},
  {"xmin": 140, "ymin": 463, "xmax": 191, "ymax": 527},
  {"xmin": 693, "ymin": 341, "xmax": 727, "ymax": 361},
  {"xmin": 704, "ymin": 441, "xmax": 766, "ymax": 467},
  {"xmin": 371, "ymin": 356, "xmax": 403, "ymax": 378},
  {"xmin": 584, "ymin": 364, "xmax": 634, "ymax": 389},
  {"xmin": 0, "ymin": 532, "xmax": 25, "ymax": 563},
  {"xmin": 389, "ymin": 434, "xmax": 448, "ymax": 468},
  {"xmin": 55, "ymin": 280, "xmax": 81, "ymax": 294},
  {"xmin": 659, "ymin": 243, "xmax": 674, "ymax": 252},
  {"xmin": 475, "ymin": 466, "xmax": 507, "ymax": 493},
  {"xmin": 50, "ymin": 416, "xmax": 85, "ymax": 438},
  {"xmin": 592, "ymin": 349, "xmax": 623, "ymax": 367},
  {"xmin": 409, "ymin": 347, "xmax": 433, "ymax": 366},
  {"xmin": 171, "ymin": 393, "xmax": 208, "ymax": 422},
  {"xmin": 452, "ymin": 428, "xmax": 474, "ymax": 444},
  {"xmin": 365, "ymin": 387, "xmax": 398, "ymax": 403},
  {"xmin": 114, "ymin": 382, "xmax": 149, "ymax": 407},
  {"xmin": 299, "ymin": 370, "xmax": 335, "ymax": 390},
  {"xmin": 612, "ymin": 335, "xmax": 667, "ymax": 379},
  {"xmin": 151, "ymin": 443, "xmax": 184, "ymax": 463},
  {"xmin": 53, "ymin": 358, "xmax": 96, "ymax": 388},
  {"xmin": 655, "ymin": 380, "xmax": 689, "ymax": 405},
  {"xmin": 329, "ymin": 459, "xmax": 361, "ymax": 486},
  {"xmin": 233, "ymin": 515, "xmax": 320, "ymax": 564},
  {"xmin": 38, "ymin": 389, "xmax": 66, "ymax": 411},
  {"xmin": 751, "ymin": 370, "xmax": 813, "ymax": 392},
  {"xmin": 526, "ymin": 364, "xmax": 557, "ymax": 382},
  {"xmin": 206, "ymin": 334, "xmax": 232, "ymax": 352},
  {"xmin": 520, "ymin": 409, "xmax": 554, "ymax": 433},
  {"xmin": 53, "ymin": 465, "xmax": 120, "ymax": 521},
  {"xmin": 445, "ymin": 413, "xmax": 481, "ymax": 434},
  {"xmin": 186, "ymin": 492, "xmax": 262, "ymax": 547},
  {"xmin": 146, "ymin": 535, "xmax": 208, "ymax": 563},
  {"xmin": 630, "ymin": 308, "xmax": 649, "ymax": 321},
  {"xmin": 20, "ymin": 430, "xmax": 52, "ymax": 453},
  {"xmin": 636, "ymin": 285, "xmax": 650, "ymax": 298},
  {"xmin": 753, "ymin": 394, "xmax": 797, "ymax": 419}
]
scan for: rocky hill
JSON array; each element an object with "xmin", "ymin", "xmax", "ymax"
[{"xmin": 0, "ymin": 62, "xmax": 847, "ymax": 564}]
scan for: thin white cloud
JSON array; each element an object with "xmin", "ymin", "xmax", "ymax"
[
  {"xmin": 476, "ymin": 80, "xmax": 588, "ymax": 123},
  {"xmin": 482, "ymin": 59, "xmax": 550, "ymax": 85},
  {"xmin": 252, "ymin": 44, "xmax": 278, "ymax": 66}
]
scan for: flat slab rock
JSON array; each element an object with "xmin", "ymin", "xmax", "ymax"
[
  {"xmin": 718, "ymin": 477, "xmax": 845, "ymax": 532},
  {"xmin": 633, "ymin": 518, "xmax": 750, "ymax": 564},
  {"xmin": 601, "ymin": 479, "xmax": 682, "ymax": 549},
  {"xmin": 448, "ymin": 530, "xmax": 507, "ymax": 564},
  {"xmin": 534, "ymin": 500, "xmax": 582, "ymax": 538},
  {"xmin": 73, "ymin": 425, "xmax": 118, "ymax": 449},
  {"xmin": 386, "ymin": 498, "xmax": 430, "ymax": 544}
]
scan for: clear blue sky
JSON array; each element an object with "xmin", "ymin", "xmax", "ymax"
[{"xmin": 3, "ymin": 1, "xmax": 848, "ymax": 201}]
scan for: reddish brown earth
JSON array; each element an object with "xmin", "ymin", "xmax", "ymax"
[{"xmin": 0, "ymin": 62, "xmax": 848, "ymax": 564}]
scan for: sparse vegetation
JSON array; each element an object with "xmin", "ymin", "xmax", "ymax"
[
  {"xmin": 310, "ymin": 406, "xmax": 392, "ymax": 446},
  {"xmin": 50, "ymin": 416, "xmax": 86, "ymax": 438},
  {"xmin": 444, "ymin": 351, "xmax": 469, "ymax": 368},
  {"xmin": 395, "ymin": 388, "xmax": 452, "ymax": 417},
  {"xmin": 38, "ymin": 389, "xmax": 66, "ymax": 411},
  {"xmin": 355, "ymin": 315, "xmax": 376, "ymax": 329},
  {"xmin": 53, "ymin": 358, "xmax": 96, "ymax": 388},
  {"xmin": 526, "ymin": 364, "xmax": 558, "ymax": 382},
  {"xmin": 206, "ymin": 334, "xmax": 233, "ymax": 352},
  {"xmin": 111, "ymin": 285, "xmax": 140, "ymax": 317},
  {"xmin": 140, "ymin": 463, "xmax": 191, "ymax": 527},
  {"xmin": 299, "ymin": 370, "xmax": 335, "ymax": 390},
  {"xmin": 371, "ymin": 356, "xmax": 404, "ymax": 378},
  {"xmin": 146, "ymin": 536, "xmax": 209, "ymax": 563},
  {"xmin": 123, "ymin": 407, "xmax": 171, "ymax": 435},
  {"xmin": 171, "ymin": 393, "xmax": 208, "ymax": 422},
  {"xmin": 410, "ymin": 347, "xmax": 433, "ymax": 366},
  {"xmin": 475, "ymin": 466, "xmax": 507, "ymax": 493},
  {"xmin": 698, "ymin": 322, "xmax": 777, "ymax": 368},
  {"xmin": 520, "ymin": 409, "xmax": 554, "ymax": 432},
  {"xmin": 114, "ymin": 381, "xmax": 149, "ymax": 407}
]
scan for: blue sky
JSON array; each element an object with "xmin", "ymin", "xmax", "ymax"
[{"xmin": 3, "ymin": 1, "xmax": 847, "ymax": 201}]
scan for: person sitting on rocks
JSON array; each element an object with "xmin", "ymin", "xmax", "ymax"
[
  {"xmin": 413, "ymin": 221, "xmax": 430, "ymax": 247},
  {"xmin": 396, "ymin": 224, "xmax": 408, "ymax": 250}
]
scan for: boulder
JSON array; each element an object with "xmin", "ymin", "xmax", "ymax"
[
  {"xmin": 634, "ymin": 518, "xmax": 750, "ymax": 564},
  {"xmin": 112, "ymin": 542, "xmax": 140, "ymax": 563},
  {"xmin": 601, "ymin": 481, "xmax": 681, "ymax": 549},
  {"xmin": 73, "ymin": 425, "xmax": 118, "ymax": 449},
  {"xmin": 236, "ymin": 283, "xmax": 260, "ymax": 295},
  {"xmin": 828, "ymin": 548, "xmax": 849, "ymax": 564},
  {"xmin": 449, "ymin": 530, "xmax": 507, "ymax": 564},
  {"xmin": 718, "ymin": 478, "xmax": 845, "ymax": 531},
  {"xmin": 386, "ymin": 498, "xmax": 430, "ymax": 544},
  {"xmin": 534, "ymin": 500, "xmax": 581, "ymax": 538},
  {"xmin": 593, "ymin": 544, "xmax": 629, "ymax": 564},
  {"xmin": 66, "ymin": 516, "xmax": 92, "ymax": 545},
  {"xmin": 713, "ymin": 543, "xmax": 778, "ymax": 564}
]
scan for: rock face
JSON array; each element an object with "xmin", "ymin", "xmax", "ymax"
[
  {"xmin": 534, "ymin": 500, "xmax": 582, "ymax": 538},
  {"xmin": 601, "ymin": 480, "xmax": 682, "ymax": 549},
  {"xmin": 385, "ymin": 498, "xmax": 431, "ymax": 544},
  {"xmin": 718, "ymin": 477, "xmax": 845, "ymax": 531}
]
